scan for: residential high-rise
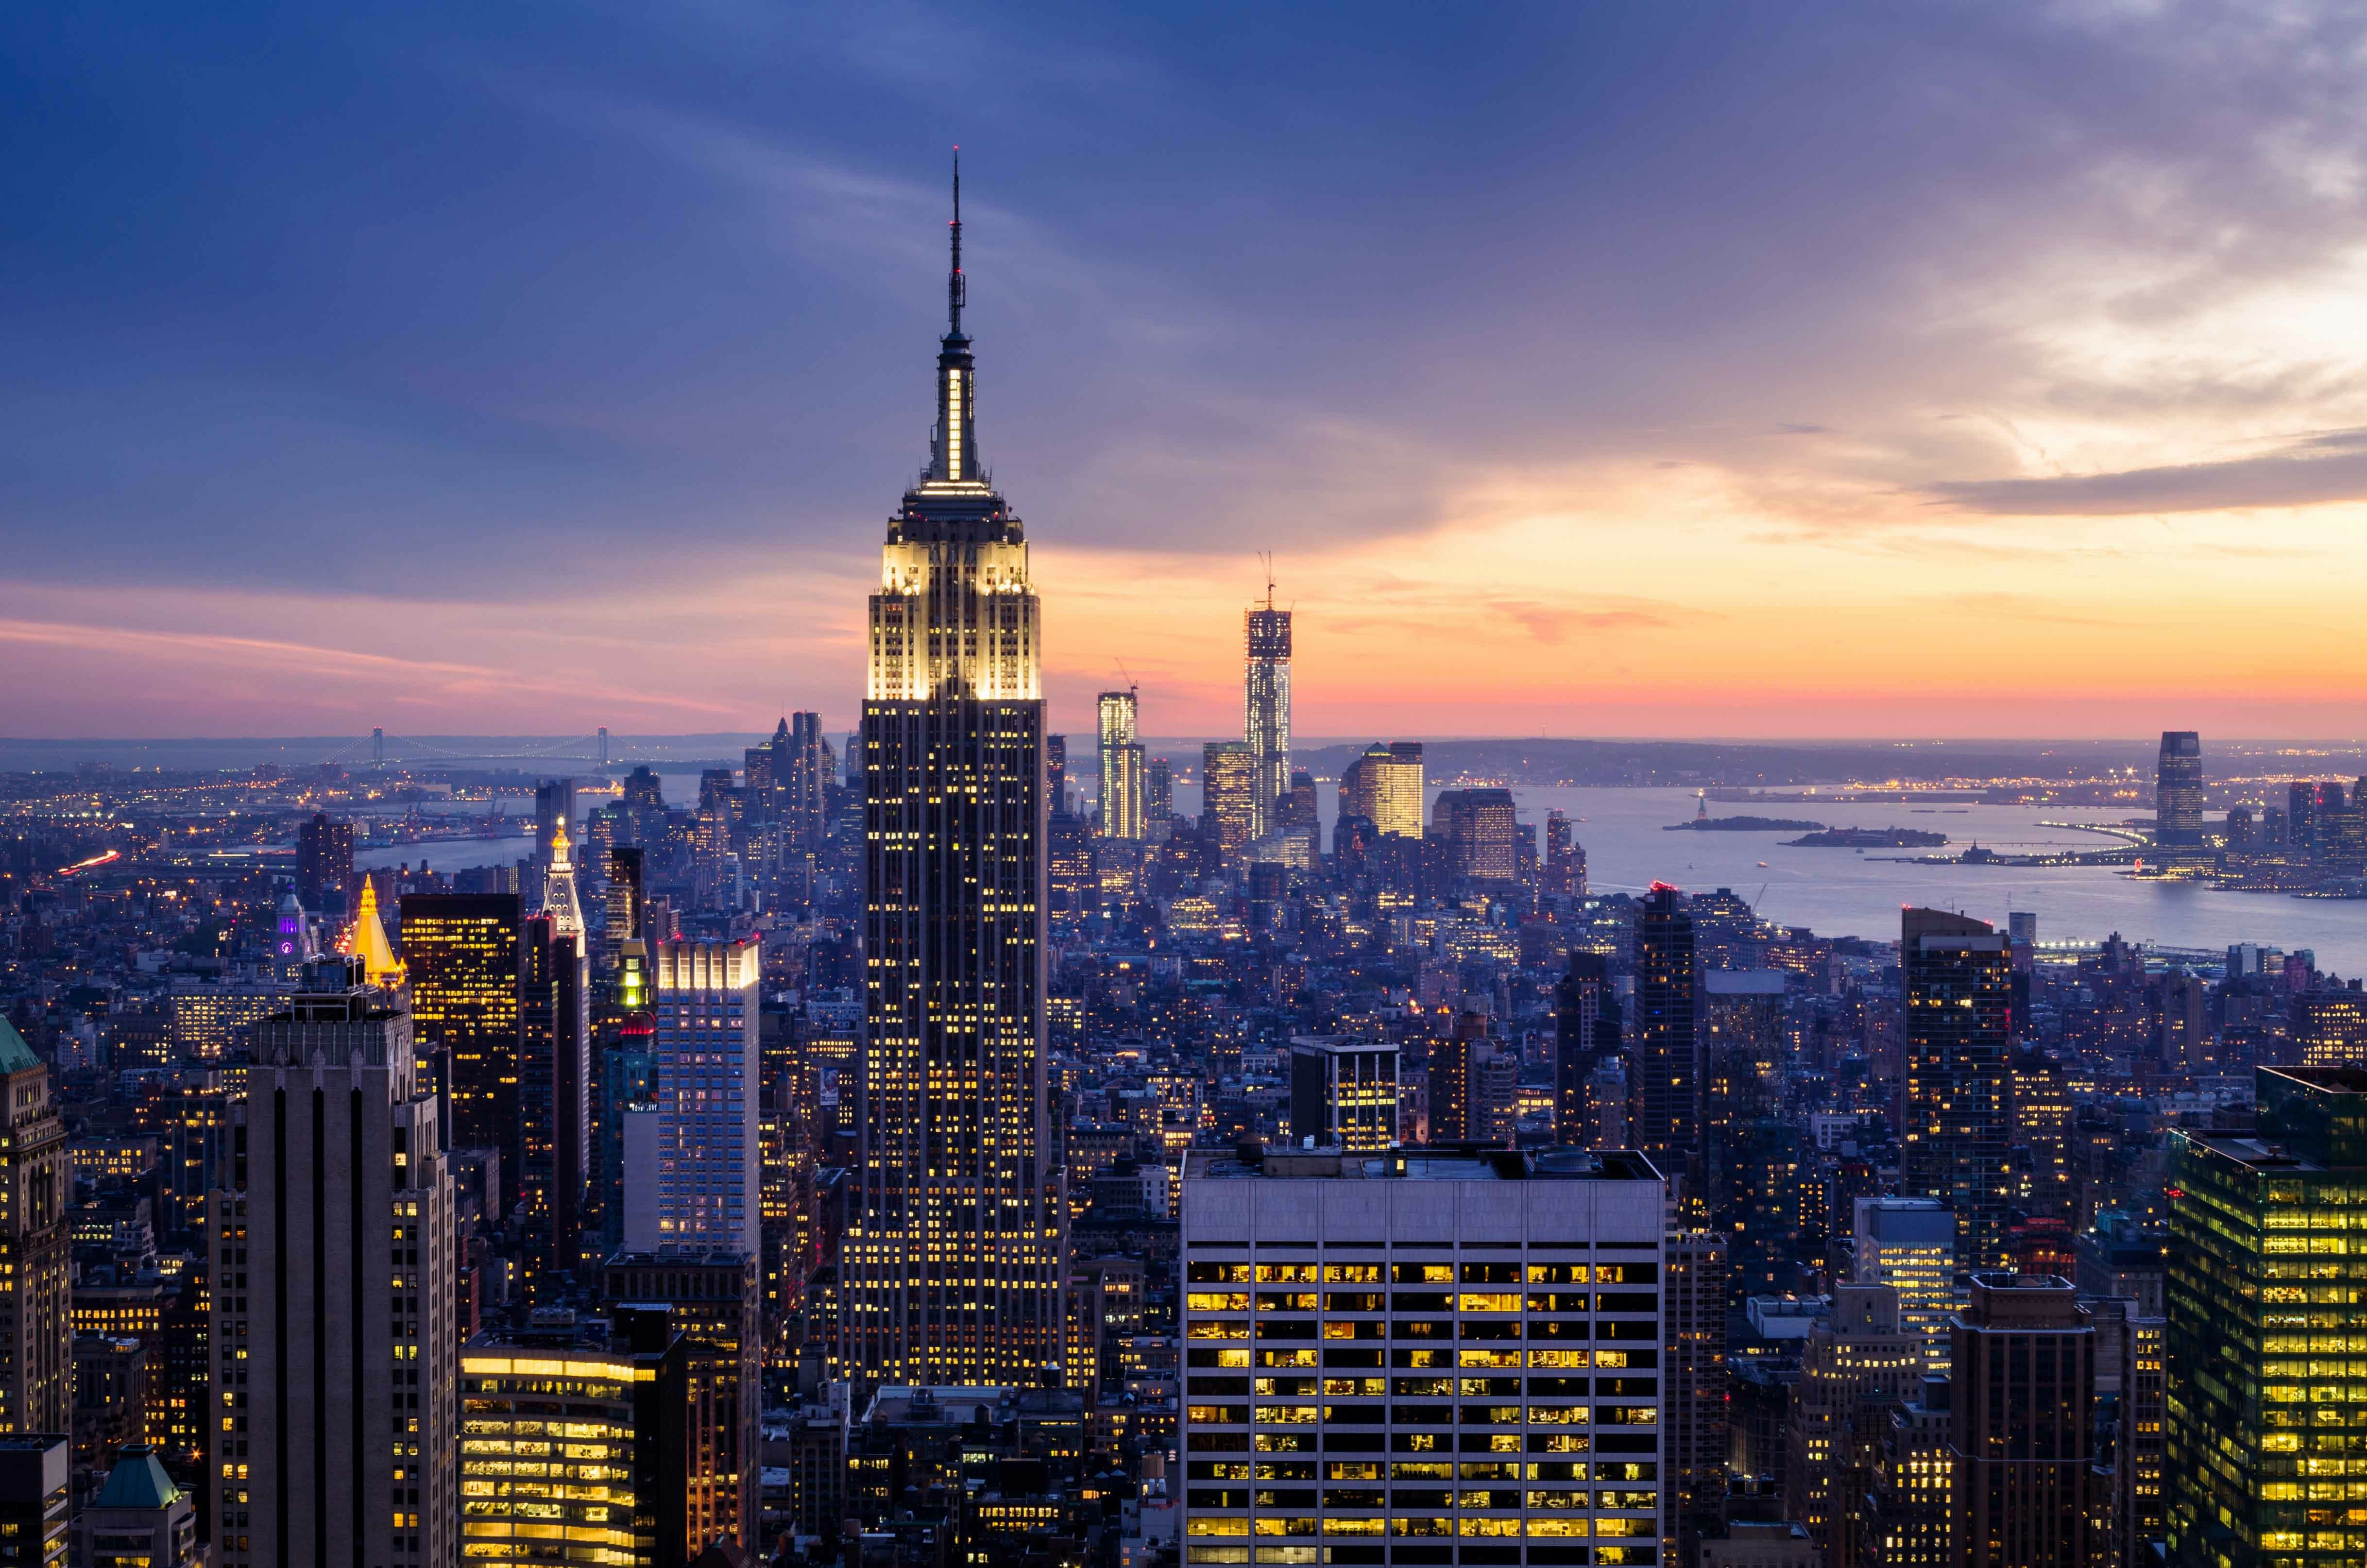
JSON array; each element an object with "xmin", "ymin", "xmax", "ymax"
[
  {"xmin": 1244, "ymin": 580, "xmax": 1291, "ymax": 839},
  {"xmin": 1555, "ymin": 950, "xmax": 1615, "ymax": 1145},
  {"xmin": 0, "ymin": 1021, "xmax": 68, "ymax": 1438},
  {"xmin": 1866, "ymin": 1375, "xmax": 1953, "ymax": 1568},
  {"xmin": 2287, "ymin": 986, "xmax": 2367, "ymax": 1067},
  {"xmin": 638, "ymin": 940, "xmax": 759, "ymax": 1255},
  {"xmin": 211, "ymin": 957, "xmax": 457, "ymax": 1568},
  {"xmin": 1097, "ymin": 688, "xmax": 1146, "ymax": 840},
  {"xmin": 400, "ymin": 891, "xmax": 523, "ymax": 1174},
  {"xmin": 1632, "ymin": 885, "xmax": 1702, "ymax": 1206},
  {"xmin": 1146, "ymin": 755, "xmax": 1174, "ymax": 830},
  {"xmin": 1899, "ymin": 909, "xmax": 2013, "ymax": 1271},
  {"xmin": 1178, "ymin": 1143, "xmax": 1668, "ymax": 1568},
  {"xmin": 1426, "ymin": 1008, "xmax": 1489, "ymax": 1142},
  {"xmin": 2154, "ymin": 731, "xmax": 2203, "ymax": 848},
  {"xmin": 1286, "ymin": 1038, "xmax": 1399, "ymax": 1152},
  {"xmin": 787, "ymin": 712, "xmax": 832, "ymax": 846},
  {"xmin": 602, "ymin": 845, "xmax": 644, "ymax": 977},
  {"xmin": 842, "ymin": 167, "xmax": 1061, "ymax": 1388},
  {"xmin": 1337, "ymin": 741, "xmax": 1424, "ymax": 839},
  {"xmin": 1542, "ymin": 809, "xmax": 1584, "ymax": 898},
  {"xmin": 1785, "ymin": 1284, "xmax": 1927, "ymax": 1563},
  {"xmin": 294, "ymin": 813, "xmax": 353, "ymax": 911},
  {"xmin": 1947, "ymin": 1273, "xmax": 2094, "ymax": 1568},
  {"xmin": 2167, "ymin": 1066, "xmax": 2367, "ymax": 1568},
  {"xmin": 1200, "ymin": 741, "xmax": 1259, "ymax": 869},
  {"xmin": 1666, "ymin": 1230, "xmax": 1731, "ymax": 1562}
]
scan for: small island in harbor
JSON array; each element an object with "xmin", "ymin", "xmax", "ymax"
[
  {"xmin": 1664, "ymin": 815, "xmax": 1828, "ymax": 832},
  {"xmin": 1783, "ymin": 826, "xmax": 1949, "ymax": 848}
]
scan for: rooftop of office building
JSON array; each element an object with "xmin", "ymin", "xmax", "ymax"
[{"xmin": 1184, "ymin": 1143, "xmax": 1662, "ymax": 1183}]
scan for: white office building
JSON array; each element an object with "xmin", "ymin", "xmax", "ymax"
[{"xmin": 1181, "ymin": 1145, "xmax": 1668, "ymax": 1568}]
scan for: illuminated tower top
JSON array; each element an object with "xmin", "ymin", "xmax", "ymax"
[
  {"xmin": 541, "ymin": 818, "xmax": 586, "ymax": 941},
  {"xmin": 870, "ymin": 154, "xmax": 1039, "ymax": 704},
  {"xmin": 347, "ymin": 876, "xmax": 405, "ymax": 988}
]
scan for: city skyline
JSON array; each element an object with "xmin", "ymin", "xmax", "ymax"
[{"xmin": 11, "ymin": 5, "xmax": 2367, "ymax": 736}]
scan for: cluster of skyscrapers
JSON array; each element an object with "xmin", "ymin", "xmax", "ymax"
[{"xmin": 7, "ymin": 183, "xmax": 2367, "ymax": 1568}]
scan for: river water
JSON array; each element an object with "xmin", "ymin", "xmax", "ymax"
[{"xmin": 358, "ymin": 778, "xmax": 2367, "ymax": 974}]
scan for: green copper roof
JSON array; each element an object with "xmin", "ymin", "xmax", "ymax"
[
  {"xmin": 92, "ymin": 1446, "xmax": 181, "ymax": 1510},
  {"xmin": 0, "ymin": 1016, "xmax": 37, "ymax": 1076}
]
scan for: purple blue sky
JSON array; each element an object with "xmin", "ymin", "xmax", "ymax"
[{"xmin": 6, "ymin": 2, "xmax": 2367, "ymax": 739}]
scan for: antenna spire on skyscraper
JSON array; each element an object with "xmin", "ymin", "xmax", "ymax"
[{"xmin": 948, "ymin": 146, "xmax": 965, "ymax": 340}]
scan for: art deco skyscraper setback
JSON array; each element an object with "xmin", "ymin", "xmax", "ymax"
[
  {"xmin": 843, "ymin": 167, "xmax": 1061, "ymax": 1387},
  {"xmin": 212, "ymin": 958, "xmax": 456, "ymax": 1568},
  {"xmin": 1243, "ymin": 580, "xmax": 1291, "ymax": 838}
]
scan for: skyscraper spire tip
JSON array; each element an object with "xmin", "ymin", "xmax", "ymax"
[{"xmin": 948, "ymin": 148, "xmax": 965, "ymax": 338}]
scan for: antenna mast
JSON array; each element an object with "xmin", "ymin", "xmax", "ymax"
[{"xmin": 948, "ymin": 148, "xmax": 965, "ymax": 337}]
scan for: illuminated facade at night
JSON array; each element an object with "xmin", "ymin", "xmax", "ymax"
[
  {"xmin": 1244, "ymin": 584, "xmax": 1292, "ymax": 839},
  {"xmin": 842, "ymin": 165, "xmax": 1062, "ymax": 1388},
  {"xmin": 400, "ymin": 892, "xmax": 523, "ymax": 1175},
  {"xmin": 1899, "ymin": 909, "xmax": 2013, "ymax": 1272},
  {"xmin": 1098, "ymin": 687, "xmax": 1146, "ymax": 841}
]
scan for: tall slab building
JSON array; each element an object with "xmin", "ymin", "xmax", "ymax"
[
  {"xmin": 211, "ymin": 958, "xmax": 456, "ymax": 1568},
  {"xmin": 1899, "ymin": 908, "xmax": 2013, "ymax": 1272},
  {"xmin": 1244, "ymin": 582, "xmax": 1292, "ymax": 838},
  {"xmin": 842, "ymin": 167, "xmax": 1062, "ymax": 1386}
]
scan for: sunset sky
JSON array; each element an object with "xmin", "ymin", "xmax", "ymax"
[{"xmin": 7, "ymin": 2, "xmax": 2367, "ymax": 740}]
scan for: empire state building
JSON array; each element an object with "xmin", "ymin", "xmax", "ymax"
[{"xmin": 843, "ymin": 167, "xmax": 1062, "ymax": 1385}]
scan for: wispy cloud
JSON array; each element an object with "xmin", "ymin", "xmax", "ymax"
[{"xmin": 1926, "ymin": 428, "xmax": 2367, "ymax": 515}]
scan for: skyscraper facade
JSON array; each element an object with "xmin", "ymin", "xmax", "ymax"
[
  {"xmin": 0, "ymin": 1021, "xmax": 68, "ymax": 1437},
  {"xmin": 842, "ymin": 171, "xmax": 1062, "ymax": 1388},
  {"xmin": 1178, "ymin": 1144, "xmax": 1668, "ymax": 1568},
  {"xmin": 2167, "ymin": 1066, "xmax": 2367, "ymax": 1568},
  {"xmin": 211, "ymin": 959, "xmax": 456, "ymax": 1568},
  {"xmin": 1947, "ymin": 1273, "xmax": 2094, "ymax": 1568},
  {"xmin": 400, "ymin": 892, "xmax": 523, "ymax": 1173},
  {"xmin": 519, "ymin": 910, "xmax": 589, "ymax": 1298},
  {"xmin": 1097, "ymin": 688, "xmax": 1146, "ymax": 840},
  {"xmin": 1337, "ymin": 742, "xmax": 1425, "ymax": 839},
  {"xmin": 2155, "ymin": 730, "xmax": 2203, "ymax": 848},
  {"xmin": 1899, "ymin": 909, "xmax": 2013, "ymax": 1272},
  {"xmin": 293, "ymin": 813, "xmax": 353, "ymax": 911},
  {"xmin": 2159, "ymin": 734, "xmax": 2206, "ymax": 852},
  {"xmin": 646, "ymin": 939, "xmax": 759, "ymax": 1255},
  {"xmin": 1244, "ymin": 585, "xmax": 1292, "ymax": 838},
  {"xmin": 1201, "ymin": 741, "xmax": 1259, "ymax": 868},
  {"xmin": 1631, "ymin": 886, "xmax": 1701, "ymax": 1203},
  {"xmin": 1436, "ymin": 787, "xmax": 1519, "ymax": 884}
]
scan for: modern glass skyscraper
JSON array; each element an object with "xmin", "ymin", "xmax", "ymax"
[
  {"xmin": 1200, "ymin": 741, "xmax": 1259, "ymax": 868},
  {"xmin": 1244, "ymin": 584, "xmax": 1292, "ymax": 839},
  {"xmin": 842, "ymin": 166, "xmax": 1061, "ymax": 1387},
  {"xmin": 2156, "ymin": 730, "xmax": 2203, "ymax": 848},
  {"xmin": 1096, "ymin": 688, "xmax": 1145, "ymax": 840},
  {"xmin": 1899, "ymin": 908, "xmax": 2013, "ymax": 1271},
  {"xmin": 2167, "ymin": 1066, "xmax": 2367, "ymax": 1568}
]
